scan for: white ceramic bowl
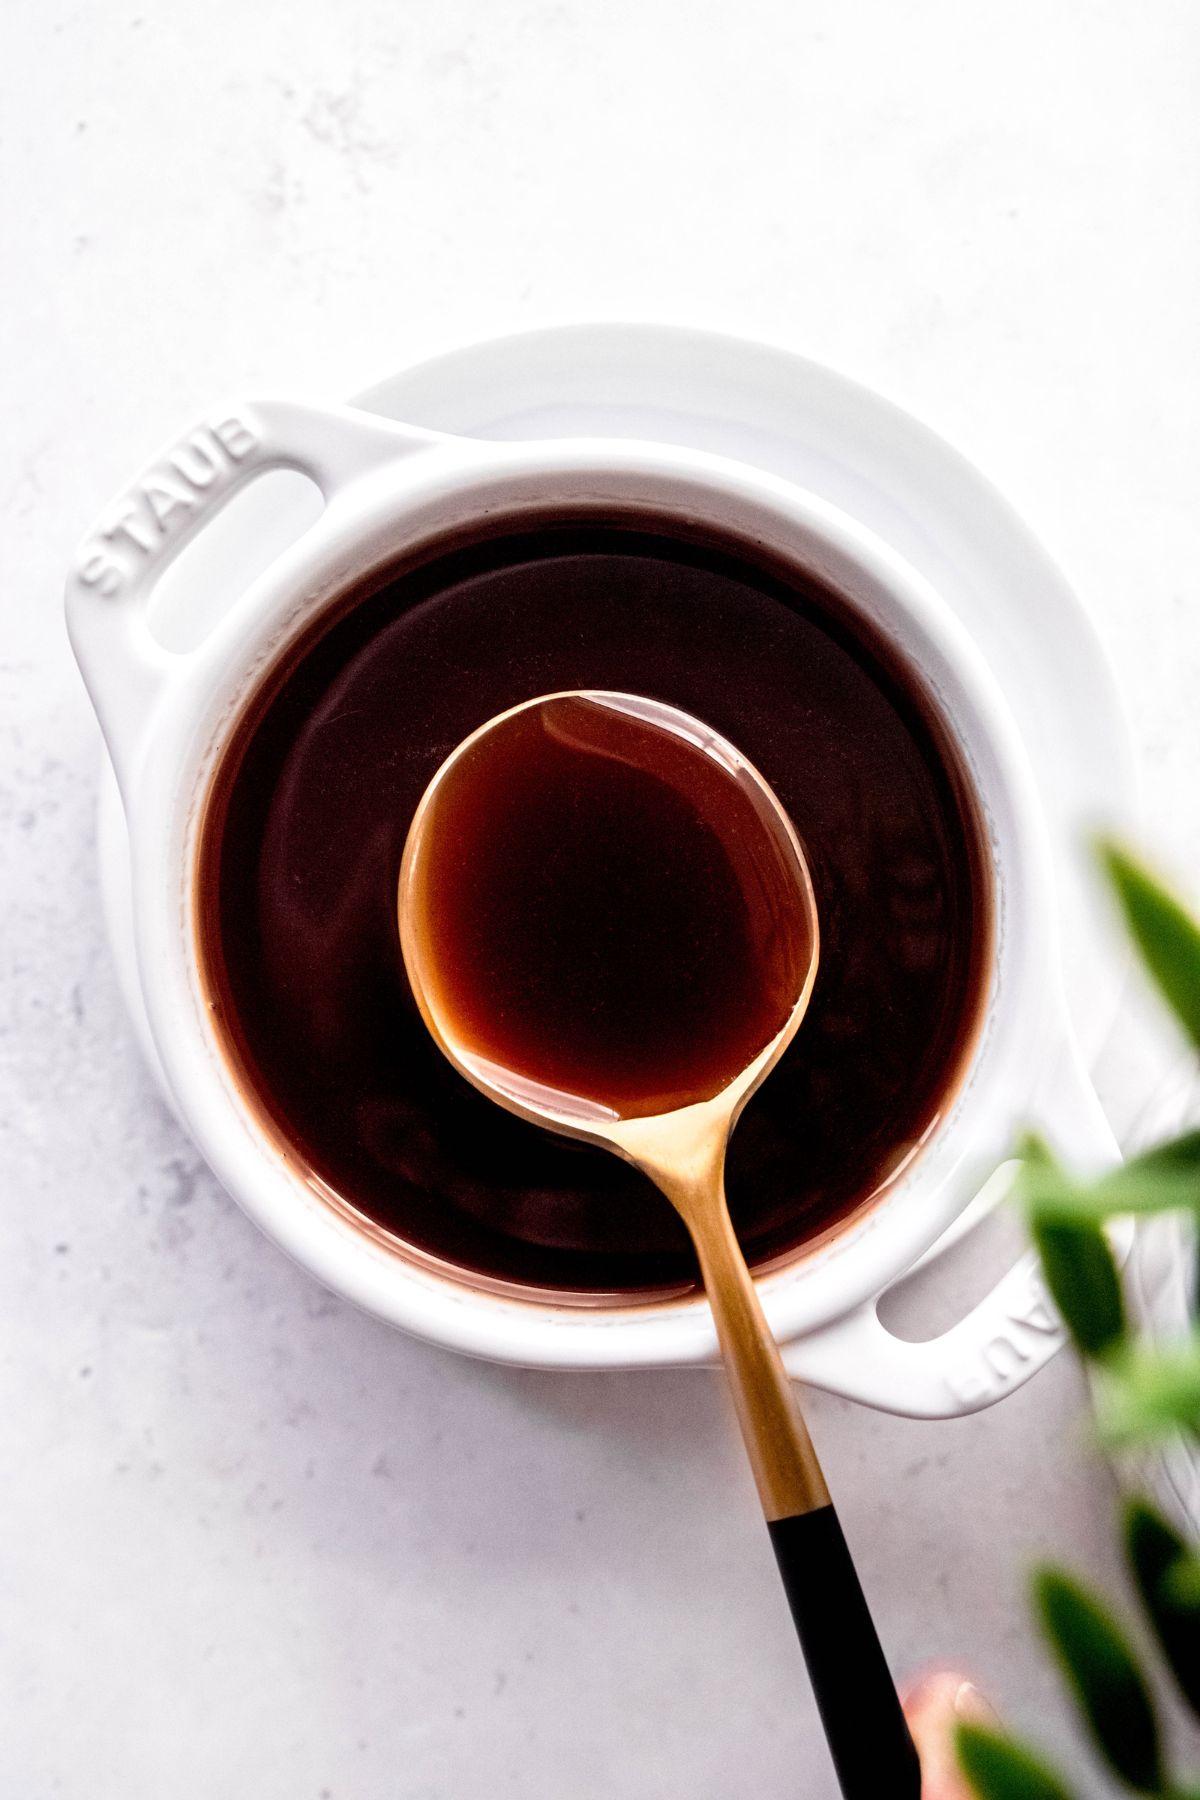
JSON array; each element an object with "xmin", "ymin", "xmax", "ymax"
[{"xmin": 66, "ymin": 396, "xmax": 1120, "ymax": 1417}]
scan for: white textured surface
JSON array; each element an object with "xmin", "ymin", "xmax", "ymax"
[{"xmin": 5, "ymin": 3, "xmax": 1200, "ymax": 1796}]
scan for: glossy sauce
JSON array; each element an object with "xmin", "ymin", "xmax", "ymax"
[
  {"xmin": 402, "ymin": 693, "xmax": 815, "ymax": 1122},
  {"xmin": 197, "ymin": 518, "xmax": 992, "ymax": 1300}
]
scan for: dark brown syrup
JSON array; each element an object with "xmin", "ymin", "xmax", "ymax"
[
  {"xmin": 196, "ymin": 517, "xmax": 991, "ymax": 1300},
  {"xmin": 404, "ymin": 693, "xmax": 815, "ymax": 1122}
]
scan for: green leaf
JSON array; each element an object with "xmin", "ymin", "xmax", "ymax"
[
  {"xmin": 1016, "ymin": 1134, "xmax": 1079, "ymax": 1214},
  {"xmin": 1018, "ymin": 1130, "xmax": 1054, "ymax": 1161},
  {"xmin": 1100, "ymin": 1132, "xmax": 1200, "ymax": 1211},
  {"xmin": 1017, "ymin": 1136, "xmax": 1127, "ymax": 1358},
  {"xmin": 1124, "ymin": 1499, "xmax": 1200, "ymax": 1719},
  {"xmin": 1099, "ymin": 839, "xmax": 1200, "ymax": 1050},
  {"xmin": 1030, "ymin": 1215, "xmax": 1127, "ymax": 1360},
  {"xmin": 955, "ymin": 1721, "xmax": 1077, "ymax": 1800},
  {"xmin": 1033, "ymin": 1566, "xmax": 1163, "ymax": 1792},
  {"xmin": 1165, "ymin": 1552, "xmax": 1200, "ymax": 1606},
  {"xmin": 1096, "ymin": 1336, "xmax": 1200, "ymax": 1446},
  {"xmin": 1024, "ymin": 1132, "xmax": 1200, "ymax": 1225}
]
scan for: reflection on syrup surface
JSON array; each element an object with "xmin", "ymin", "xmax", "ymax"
[
  {"xmin": 197, "ymin": 518, "xmax": 992, "ymax": 1299},
  {"xmin": 403, "ymin": 693, "xmax": 816, "ymax": 1123}
]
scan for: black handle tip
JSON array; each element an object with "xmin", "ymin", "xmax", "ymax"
[{"xmin": 769, "ymin": 1506, "xmax": 921, "ymax": 1800}]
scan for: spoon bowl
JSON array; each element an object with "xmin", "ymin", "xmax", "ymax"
[{"xmin": 400, "ymin": 689, "xmax": 820, "ymax": 1130}]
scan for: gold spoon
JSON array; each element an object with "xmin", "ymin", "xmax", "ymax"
[{"xmin": 398, "ymin": 691, "xmax": 919, "ymax": 1799}]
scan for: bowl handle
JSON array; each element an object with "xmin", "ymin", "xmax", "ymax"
[
  {"xmin": 780, "ymin": 1037, "xmax": 1129, "ymax": 1417},
  {"xmin": 65, "ymin": 398, "xmax": 445, "ymax": 795}
]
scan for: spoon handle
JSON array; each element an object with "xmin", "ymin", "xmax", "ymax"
[
  {"xmin": 684, "ymin": 1187, "xmax": 832, "ymax": 1521},
  {"xmin": 769, "ymin": 1506, "xmax": 921, "ymax": 1798},
  {"xmin": 679, "ymin": 1194, "xmax": 919, "ymax": 1798}
]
